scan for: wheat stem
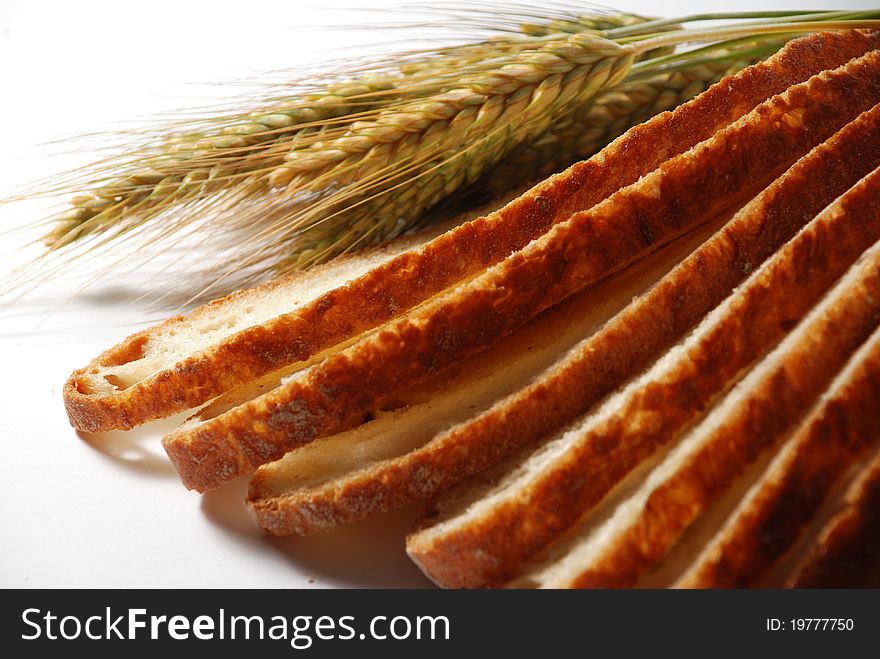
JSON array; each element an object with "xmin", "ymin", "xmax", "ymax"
[
  {"xmin": 631, "ymin": 19, "xmax": 880, "ymax": 53},
  {"xmin": 604, "ymin": 9, "xmax": 866, "ymax": 38}
]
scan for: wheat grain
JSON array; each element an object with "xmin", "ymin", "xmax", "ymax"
[
  {"xmin": 45, "ymin": 77, "xmax": 402, "ymax": 247},
  {"xmin": 481, "ymin": 59, "xmax": 746, "ymax": 193},
  {"xmin": 271, "ymin": 48, "xmax": 770, "ymax": 271},
  {"xmin": 256, "ymin": 34, "xmax": 635, "ymax": 271}
]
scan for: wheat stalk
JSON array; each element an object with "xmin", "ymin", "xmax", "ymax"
[{"xmin": 9, "ymin": 7, "xmax": 880, "ymax": 300}]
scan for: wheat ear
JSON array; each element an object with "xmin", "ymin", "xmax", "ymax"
[
  {"xmin": 45, "ymin": 77, "xmax": 402, "ymax": 247},
  {"xmin": 481, "ymin": 56, "xmax": 754, "ymax": 192}
]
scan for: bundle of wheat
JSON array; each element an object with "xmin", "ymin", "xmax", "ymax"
[{"xmin": 7, "ymin": 8, "xmax": 878, "ymax": 301}]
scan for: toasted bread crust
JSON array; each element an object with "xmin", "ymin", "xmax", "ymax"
[
  {"xmin": 245, "ymin": 224, "xmax": 718, "ymax": 535},
  {"xmin": 407, "ymin": 164, "xmax": 880, "ymax": 589},
  {"xmin": 564, "ymin": 243, "xmax": 880, "ymax": 589},
  {"xmin": 785, "ymin": 449, "xmax": 880, "ymax": 588},
  {"xmin": 679, "ymin": 324, "xmax": 880, "ymax": 588},
  {"xmin": 247, "ymin": 102, "xmax": 880, "ymax": 536},
  {"xmin": 63, "ymin": 231, "xmax": 432, "ymax": 432},
  {"xmin": 64, "ymin": 30, "xmax": 880, "ymax": 433},
  {"xmin": 164, "ymin": 52, "xmax": 880, "ymax": 493}
]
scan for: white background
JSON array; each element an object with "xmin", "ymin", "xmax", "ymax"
[{"xmin": 0, "ymin": 0, "xmax": 870, "ymax": 587}]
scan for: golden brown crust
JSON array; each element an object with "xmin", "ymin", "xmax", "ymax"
[
  {"xmin": 164, "ymin": 51, "xmax": 880, "ymax": 493},
  {"xmin": 245, "ymin": 223, "xmax": 718, "ymax": 535},
  {"xmin": 64, "ymin": 30, "xmax": 880, "ymax": 433},
  {"xmin": 785, "ymin": 450, "xmax": 880, "ymax": 588},
  {"xmin": 565, "ymin": 245, "xmax": 880, "ymax": 589},
  {"xmin": 247, "ymin": 100, "xmax": 880, "ymax": 536},
  {"xmin": 406, "ymin": 164, "xmax": 880, "ymax": 589},
  {"xmin": 678, "ymin": 325, "xmax": 880, "ymax": 589},
  {"xmin": 62, "ymin": 226, "xmax": 441, "ymax": 433}
]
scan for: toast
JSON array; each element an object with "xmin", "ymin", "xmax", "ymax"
[
  {"xmin": 406, "ymin": 163, "xmax": 880, "ymax": 588},
  {"xmin": 246, "ymin": 217, "xmax": 726, "ymax": 535},
  {"xmin": 677, "ymin": 324, "xmax": 880, "ymax": 588},
  {"xmin": 519, "ymin": 240, "xmax": 880, "ymax": 589},
  {"xmin": 64, "ymin": 30, "xmax": 880, "ymax": 433},
  {"xmin": 785, "ymin": 447, "xmax": 880, "ymax": 588},
  {"xmin": 163, "ymin": 50, "xmax": 880, "ymax": 493},
  {"xmin": 247, "ymin": 101, "xmax": 880, "ymax": 535}
]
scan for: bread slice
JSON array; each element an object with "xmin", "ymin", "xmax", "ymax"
[
  {"xmin": 163, "ymin": 51, "xmax": 880, "ymax": 493},
  {"xmin": 676, "ymin": 323, "xmax": 880, "ymax": 588},
  {"xmin": 785, "ymin": 447, "xmax": 880, "ymax": 588},
  {"xmin": 246, "ymin": 217, "xmax": 725, "ymax": 535},
  {"xmin": 64, "ymin": 30, "xmax": 880, "ymax": 433},
  {"xmin": 64, "ymin": 228, "xmax": 440, "ymax": 432},
  {"xmin": 406, "ymin": 163, "xmax": 880, "ymax": 589},
  {"xmin": 519, "ymin": 239, "xmax": 880, "ymax": 589},
  {"xmin": 247, "ymin": 101, "xmax": 880, "ymax": 536}
]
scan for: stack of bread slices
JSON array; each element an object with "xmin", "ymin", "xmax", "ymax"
[{"xmin": 65, "ymin": 30, "xmax": 880, "ymax": 588}]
